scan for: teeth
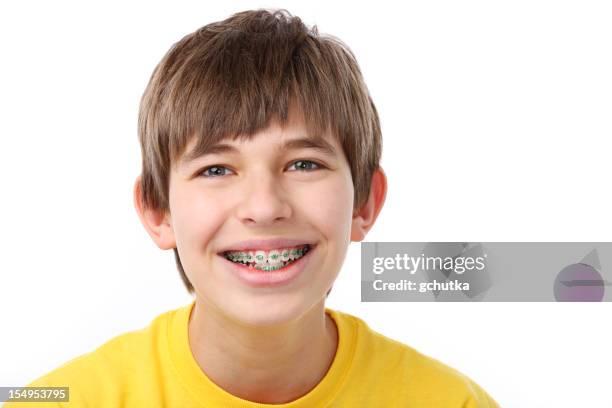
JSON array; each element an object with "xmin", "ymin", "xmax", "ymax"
[
  {"xmin": 224, "ymin": 245, "xmax": 310, "ymax": 270},
  {"xmin": 267, "ymin": 250, "xmax": 282, "ymax": 266}
]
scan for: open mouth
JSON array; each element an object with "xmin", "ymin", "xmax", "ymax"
[{"xmin": 221, "ymin": 244, "xmax": 312, "ymax": 272}]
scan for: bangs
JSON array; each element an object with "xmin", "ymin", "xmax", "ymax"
[{"xmin": 154, "ymin": 29, "xmax": 359, "ymax": 166}]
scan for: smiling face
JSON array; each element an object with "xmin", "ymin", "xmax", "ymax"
[{"xmin": 164, "ymin": 113, "xmax": 356, "ymax": 326}]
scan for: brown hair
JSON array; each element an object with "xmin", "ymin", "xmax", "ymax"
[{"xmin": 137, "ymin": 9, "xmax": 382, "ymax": 294}]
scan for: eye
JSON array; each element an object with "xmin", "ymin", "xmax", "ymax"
[
  {"xmin": 287, "ymin": 160, "xmax": 323, "ymax": 172},
  {"xmin": 198, "ymin": 165, "xmax": 234, "ymax": 178}
]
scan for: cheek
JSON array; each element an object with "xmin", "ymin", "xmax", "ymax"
[
  {"xmin": 294, "ymin": 174, "xmax": 354, "ymax": 238},
  {"xmin": 169, "ymin": 186, "xmax": 226, "ymax": 254}
]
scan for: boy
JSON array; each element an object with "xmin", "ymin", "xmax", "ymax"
[{"xmin": 5, "ymin": 9, "xmax": 499, "ymax": 407}]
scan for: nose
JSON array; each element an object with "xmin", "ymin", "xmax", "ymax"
[{"xmin": 235, "ymin": 172, "xmax": 292, "ymax": 226}]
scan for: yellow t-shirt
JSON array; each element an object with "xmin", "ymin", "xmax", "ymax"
[{"xmin": 5, "ymin": 302, "xmax": 499, "ymax": 407}]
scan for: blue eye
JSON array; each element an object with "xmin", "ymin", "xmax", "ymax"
[
  {"xmin": 288, "ymin": 160, "xmax": 322, "ymax": 171},
  {"xmin": 200, "ymin": 166, "xmax": 233, "ymax": 178},
  {"xmin": 198, "ymin": 160, "xmax": 323, "ymax": 178}
]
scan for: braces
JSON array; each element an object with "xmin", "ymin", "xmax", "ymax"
[
  {"xmin": 225, "ymin": 246, "xmax": 310, "ymax": 269},
  {"xmin": 226, "ymin": 246, "xmax": 308, "ymax": 263}
]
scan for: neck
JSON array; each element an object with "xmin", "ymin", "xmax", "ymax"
[{"xmin": 188, "ymin": 297, "xmax": 338, "ymax": 404}]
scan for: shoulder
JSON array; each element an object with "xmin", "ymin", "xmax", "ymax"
[
  {"xmin": 403, "ymin": 349, "xmax": 500, "ymax": 407},
  {"xmin": 17, "ymin": 306, "xmax": 179, "ymax": 405},
  {"xmin": 330, "ymin": 309, "xmax": 500, "ymax": 407}
]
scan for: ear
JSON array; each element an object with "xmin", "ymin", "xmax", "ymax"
[
  {"xmin": 133, "ymin": 176, "xmax": 176, "ymax": 250},
  {"xmin": 350, "ymin": 167, "xmax": 387, "ymax": 242}
]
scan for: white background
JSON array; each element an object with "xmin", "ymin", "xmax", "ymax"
[{"xmin": 1, "ymin": 1, "xmax": 611, "ymax": 407}]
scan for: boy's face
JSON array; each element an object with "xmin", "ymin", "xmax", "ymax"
[{"xmin": 138, "ymin": 112, "xmax": 382, "ymax": 326}]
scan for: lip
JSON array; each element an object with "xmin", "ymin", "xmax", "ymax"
[
  {"xmin": 217, "ymin": 238, "xmax": 316, "ymax": 254},
  {"xmin": 219, "ymin": 244, "xmax": 316, "ymax": 288}
]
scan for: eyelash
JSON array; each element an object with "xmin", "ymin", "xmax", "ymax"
[{"xmin": 198, "ymin": 160, "xmax": 324, "ymax": 178}]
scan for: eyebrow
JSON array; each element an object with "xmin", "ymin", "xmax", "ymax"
[{"xmin": 180, "ymin": 136, "xmax": 338, "ymax": 167}]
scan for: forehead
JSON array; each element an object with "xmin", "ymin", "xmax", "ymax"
[{"xmin": 177, "ymin": 118, "xmax": 341, "ymax": 169}]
